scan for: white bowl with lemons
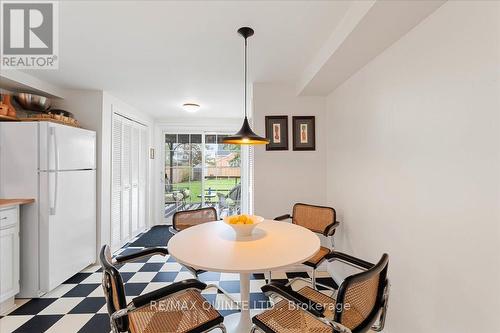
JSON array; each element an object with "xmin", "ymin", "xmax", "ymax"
[{"xmin": 223, "ymin": 214, "xmax": 264, "ymax": 238}]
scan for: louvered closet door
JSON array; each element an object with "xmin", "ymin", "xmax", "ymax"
[
  {"xmin": 121, "ymin": 122, "xmax": 131, "ymax": 241},
  {"xmin": 111, "ymin": 118, "xmax": 123, "ymax": 249},
  {"xmin": 138, "ymin": 128, "xmax": 147, "ymax": 229},
  {"xmin": 130, "ymin": 126, "xmax": 140, "ymax": 236}
]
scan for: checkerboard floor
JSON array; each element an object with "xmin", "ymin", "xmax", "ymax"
[{"xmin": 0, "ymin": 244, "xmax": 337, "ymax": 333}]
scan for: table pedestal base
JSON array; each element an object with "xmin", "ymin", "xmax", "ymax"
[{"xmin": 223, "ymin": 310, "xmax": 263, "ymax": 333}]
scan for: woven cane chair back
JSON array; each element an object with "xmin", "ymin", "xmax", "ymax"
[
  {"xmin": 292, "ymin": 203, "xmax": 336, "ymax": 235},
  {"xmin": 172, "ymin": 207, "xmax": 218, "ymax": 231},
  {"xmin": 335, "ymin": 254, "xmax": 389, "ymax": 333}
]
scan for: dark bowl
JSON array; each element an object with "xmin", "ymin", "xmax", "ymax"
[{"xmin": 48, "ymin": 109, "xmax": 74, "ymax": 118}]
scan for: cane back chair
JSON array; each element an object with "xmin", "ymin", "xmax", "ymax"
[
  {"xmin": 168, "ymin": 207, "xmax": 238, "ymax": 306},
  {"xmin": 274, "ymin": 203, "xmax": 340, "ymax": 289},
  {"xmin": 252, "ymin": 252, "xmax": 390, "ymax": 333},
  {"xmin": 100, "ymin": 245, "xmax": 226, "ymax": 333}
]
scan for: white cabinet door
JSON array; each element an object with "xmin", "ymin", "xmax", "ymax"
[{"xmin": 0, "ymin": 210, "xmax": 20, "ymax": 303}]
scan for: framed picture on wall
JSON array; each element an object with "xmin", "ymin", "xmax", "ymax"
[
  {"xmin": 292, "ymin": 116, "xmax": 315, "ymax": 151},
  {"xmin": 265, "ymin": 116, "xmax": 288, "ymax": 150}
]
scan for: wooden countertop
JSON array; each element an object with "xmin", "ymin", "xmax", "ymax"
[{"xmin": 0, "ymin": 199, "xmax": 35, "ymax": 208}]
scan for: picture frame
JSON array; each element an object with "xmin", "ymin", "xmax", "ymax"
[
  {"xmin": 265, "ymin": 115, "xmax": 289, "ymax": 150},
  {"xmin": 292, "ymin": 116, "xmax": 315, "ymax": 151}
]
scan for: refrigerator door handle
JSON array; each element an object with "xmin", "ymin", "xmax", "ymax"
[{"xmin": 50, "ymin": 127, "xmax": 59, "ymax": 215}]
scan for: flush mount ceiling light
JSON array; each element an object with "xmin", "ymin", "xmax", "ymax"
[
  {"xmin": 223, "ymin": 27, "xmax": 269, "ymax": 145},
  {"xmin": 182, "ymin": 103, "xmax": 200, "ymax": 112}
]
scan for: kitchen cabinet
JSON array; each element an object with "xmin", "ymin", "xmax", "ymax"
[{"xmin": 0, "ymin": 205, "xmax": 20, "ymax": 314}]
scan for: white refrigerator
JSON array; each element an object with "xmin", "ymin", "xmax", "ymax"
[{"xmin": 0, "ymin": 121, "xmax": 96, "ymax": 297}]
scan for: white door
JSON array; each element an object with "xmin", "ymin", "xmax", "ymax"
[
  {"xmin": 43, "ymin": 170, "xmax": 96, "ymax": 292},
  {"xmin": 130, "ymin": 127, "xmax": 140, "ymax": 236},
  {"xmin": 138, "ymin": 128, "xmax": 147, "ymax": 229},
  {"xmin": 121, "ymin": 123, "xmax": 131, "ymax": 242},
  {"xmin": 111, "ymin": 118, "xmax": 123, "ymax": 249},
  {"xmin": 43, "ymin": 123, "xmax": 96, "ymax": 171},
  {"xmin": 111, "ymin": 114, "xmax": 149, "ymax": 249}
]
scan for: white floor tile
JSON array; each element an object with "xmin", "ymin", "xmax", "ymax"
[
  {"xmin": 140, "ymin": 282, "xmax": 170, "ymax": 295},
  {"xmin": 80, "ymin": 265, "xmax": 100, "ymax": 273},
  {"xmin": 81, "ymin": 272, "xmax": 103, "ymax": 284},
  {"xmin": 269, "ymin": 271, "xmax": 287, "ymax": 279},
  {"xmin": 119, "ymin": 263, "xmax": 144, "ymax": 272},
  {"xmin": 38, "ymin": 297, "xmax": 84, "ymax": 315},
  {"xmin": 0, "ymin": 315, "xmax": 33, "ymax": 333},
  {"xmin": 127, "ymin": 272, "xmax": 157, "ymax": 283},
  {"xmin": 147, "ymin": 255, "xmax": 169, "ymax": 263},
  {"xmin": 250, "ymin": 279, "xmax": 266, "ymax": 293},
  {"xmin": 87, "ymin": 286, "xmax": 105, "ymax": 297},
  {"xmin": 42, "ymin": 284, "xmax": 78, "ymax": 298},
  {"xmin": 44, "ymin": 314, "xmax": 93, "ymax": 333},
  {"xmin": 160, "ymin": 262, "xmax": 182, "ymax": 272},
  {"xmin": 220, "ymin": 273, "xmax": 240, "ymax": 281}
]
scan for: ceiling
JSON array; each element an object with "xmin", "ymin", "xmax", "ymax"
[{"xmin": 21, "ymin": 1, "xmax": 351, "ymax": 119}]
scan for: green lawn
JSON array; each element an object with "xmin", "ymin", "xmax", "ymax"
[{"xmin": 172, "ymin": 178, "xmax": 240, "ymax": 203}]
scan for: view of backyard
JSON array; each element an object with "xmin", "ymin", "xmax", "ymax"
[{"xmin": 164, "ymin": 133, "xmax": 242, "ymax": 220}]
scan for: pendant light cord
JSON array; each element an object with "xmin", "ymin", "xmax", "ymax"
[{"xmin": 244, "ymin": 36, "xmax": 247, "ymax": 118}]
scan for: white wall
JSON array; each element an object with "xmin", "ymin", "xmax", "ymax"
[
  {"xmin": 253, "ymin": 83, "xmax": 327, "ymax": 219},
  {"xmin": 325, "ymin": 2, "xmax": 500, "ymax": 332}
]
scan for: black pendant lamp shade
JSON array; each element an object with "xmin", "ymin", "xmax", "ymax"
[{"xmin": 223, "ymin": 27, "xmax": 269, "ymax": 145}]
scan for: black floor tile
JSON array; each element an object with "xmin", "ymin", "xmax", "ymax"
[
  {"xmin": 151, "ymin": 272, "xmax": 178, "ymax": 282},
  {"xmin": 316, "ymin": 277, "xmax": 338, "ymax": 290},
  {"xmin": 138, "ymin": 263, "xmax": 164, "ymax": 272},
  {"xmin": 286, "ymin": 272, "xmax": 310, "ymax": 279},
  {"xmin": 198, "ymin": 272, "xmax": 221, "ymax": 282},
  {"xmin": 9, "ymin": 298, "xmax": 57, "ymax": 315},
  {"xmin": 218, "ymin": 281, "xmax": 240, "ymax": 293},
  {"xmin": 119, "ymin": 272, "xmax": 135, "ymax": 283},
  {"xmin": 249, "ymin": 292, "xmax": 271, "ymax": 309},
  {"xmin": 250, "ymin": 273, "xmax": 265, "ymax": 280},
  {"xmin": 219, "ymin": 309, "xmax": 240, "ymax": 316},
  {"xmin": 77, "ymin": 314, "xmax": 111, "ymax": 333},
  {"xmin": 124, "ymin": 283, "xmax": 148, "ymax": 296},
  {"xmin": 63, "ymin": 273, "xmax": 93, "ymax": 284},
  {"xmin": 269, "ymin": 278, "xmax": 288, "ymax": 285},
  {"xmin": 13, "ymin": 315, "xmax": 63, "ymax": 333},
  {"xmin": 69, "ymin": 297, "xmax": 107, "ymax": 314},
  {"xmin": 62, "ymin": 284, "xmax": 100, "ymax": 297}
]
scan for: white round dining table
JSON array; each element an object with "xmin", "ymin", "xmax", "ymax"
[{"xmin": 168, "ymin": 219, "xmax": 321, "ymax": 333}]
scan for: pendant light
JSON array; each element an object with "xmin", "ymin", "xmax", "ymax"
[{"xmin": 223, "ymin": 27, "xmax": 269, "ymax": 145}]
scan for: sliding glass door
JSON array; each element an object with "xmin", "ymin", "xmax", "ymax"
[{"xmin": 164, "ymin": 133, "xmax": 241, "ymax": 223}]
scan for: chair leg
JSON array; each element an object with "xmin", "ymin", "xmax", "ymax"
[
  {"xmin": 109, "ymin": 318, "xmax": 119, "ymax": 333},
  {"xmin": 250, "ymin": 325, "xmax": 261, "ymax": 333},
  {"xmin": 311, "ymin": 268, "xmax": 317, "ymax": 290},
  {"xmin": 206, "ymin": 283, "xmax": 240, "ymax": 309}
]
